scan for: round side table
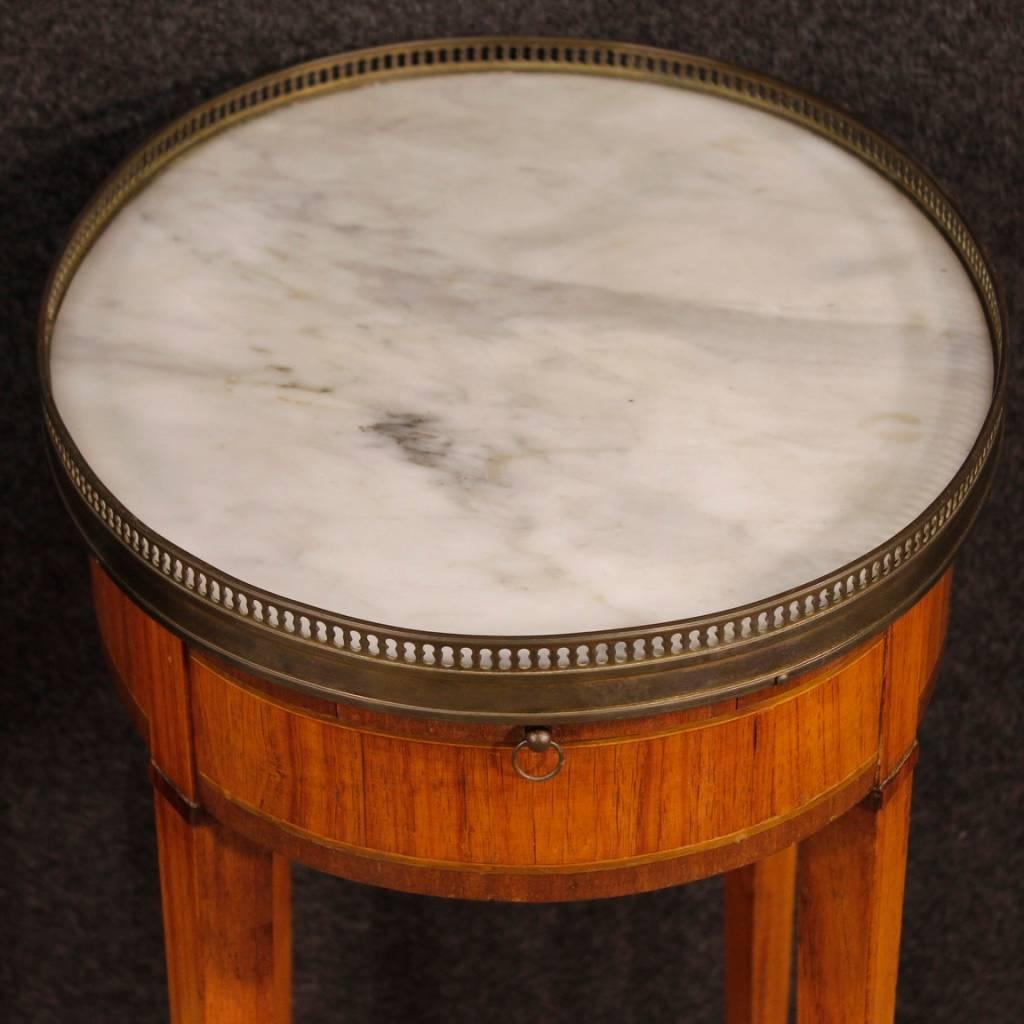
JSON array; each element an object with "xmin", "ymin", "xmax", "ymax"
[{"xmin": 42, "ymin": 38, "xmax": 1005, "ymax": 1024}]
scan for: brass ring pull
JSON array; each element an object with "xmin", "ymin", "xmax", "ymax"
[{"xmin": 512, "ymin": 727, "xmax": 564, "ymax": 782}]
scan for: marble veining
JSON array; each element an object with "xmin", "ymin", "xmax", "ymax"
[{"xmin": 50, "ymin": 72, "xmax": 993, "ymax": 635}]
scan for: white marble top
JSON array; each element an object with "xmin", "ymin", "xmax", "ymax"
[{"xmin": 50, "ymin": 71, "xmax": 993, "ymax": 636}]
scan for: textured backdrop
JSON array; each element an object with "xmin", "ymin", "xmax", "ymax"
[{"xmin": 1, "ymin": 2, "xmax": 1021, "ymax": 1022}]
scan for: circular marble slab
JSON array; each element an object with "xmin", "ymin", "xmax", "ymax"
[{"xmin": 49, "ymin": 70, "xmax": 993, "ymax": 636}]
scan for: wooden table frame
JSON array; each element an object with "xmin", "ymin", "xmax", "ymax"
[{"xmin": 91, "ymin": 559, "xmax": 952, "ymax": 1023}]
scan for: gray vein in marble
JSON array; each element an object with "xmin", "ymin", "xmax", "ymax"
[{"xmin": 49, "ymin": 72, "xmax": 993, "ymax": 635}]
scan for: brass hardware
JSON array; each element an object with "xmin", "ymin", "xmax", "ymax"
[
  {"xmin": 39, "ymin": 37, "xmax": 1008, "ymax": 722},
  {"xmin": 512, "ymin": 727, "xmax": 565, "ymax": 782},
  {"xmin": 865, "ymin": 743, "xmax": 921, "ymax": 811}
]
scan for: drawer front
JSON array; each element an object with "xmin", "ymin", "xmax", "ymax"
[{"xmin": 191, "ymin": 643, "xmax": 883, "ymax": 871}]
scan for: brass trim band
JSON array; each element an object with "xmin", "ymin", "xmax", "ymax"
[{"xmin": 40, "ymin": 37, "xmax": 1008, "ymax": 721}]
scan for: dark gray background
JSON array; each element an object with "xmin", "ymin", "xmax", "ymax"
[{"xmin": 2, "ymin": 2, "xmax": 1021, "ymax": 1021}]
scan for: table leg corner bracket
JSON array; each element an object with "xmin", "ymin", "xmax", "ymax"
[
  {"xmin": 149, "ymin": 761, "xmax": 205, "ymax": 825},
  {"xmin": 865, "ymin": 742, "xmax": 920, "ymax": 812}
]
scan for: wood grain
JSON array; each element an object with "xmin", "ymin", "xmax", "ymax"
[
  {"xmin": 788, "ymin": 576, "xmax": 948, "ymax": 1020},
  {"xmin": 880, "ymin": 569, "xmax": 952, "ymax": 776},
  {"xmin": 724, "ymin": 844, "xmax": 797, "ymax": 1024},
  {"xmin": 796, "ymin": 772, "xmax": 914, "ymax": 1023},
  {"xmin": 90, "ymin": 562, "xmax": 954, "ymax": 904},
  {"xmin": 218, "ymin": 651, "xmax": 836, "ymax": 741},
  {"xmin": 88, "ymin": 545, "xmax": 956, "ymax": 1010},
  {"xmin": 154, "ymin": 787, "xmax": 292, "ymax": 1024},
  {"xmin": 91, "ymin": 560, "xmax": 151, "ymax": 739},
  {"xmin": 91, "ymin": 560, "xmax": 196, "ymax": 799},
  {"xmin": 199, "ymin": 766, "xmax": 872, "ymax": 902},
  {"xmin": 191, "ymin": 644, "xmax": 880, "ymax": 867}
]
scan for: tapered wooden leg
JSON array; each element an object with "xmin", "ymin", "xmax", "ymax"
[
  {"xmin": 724, "ymin": 844, "xmax": 797, "ymax": 1023},
  {"xmin": 796, "ymin": 777, "xmax": 914, "ymax": 1023},
  {"xmin": 154, "ymin": 787, "xmax": 292, "ymax": 1024}
]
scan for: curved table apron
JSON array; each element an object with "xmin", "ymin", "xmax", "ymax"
[{"xmin": 43, "ymin": 38, "xmax": 1005, "ymax": 1024}]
